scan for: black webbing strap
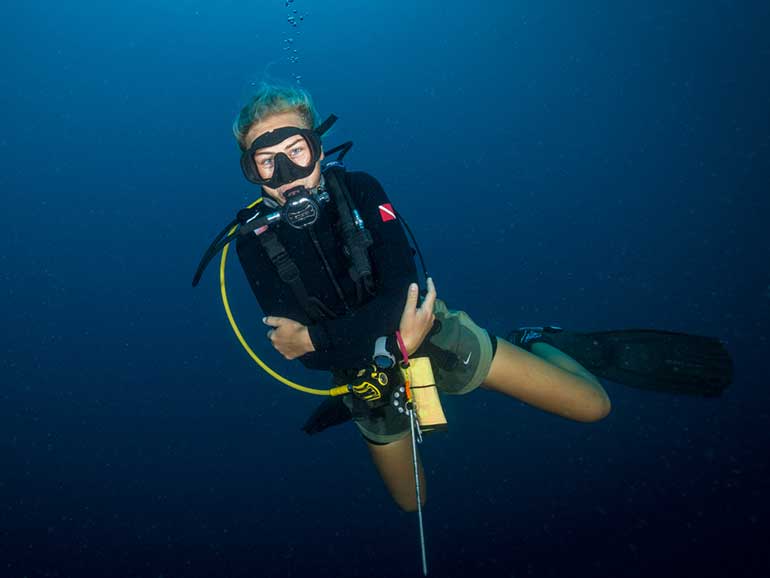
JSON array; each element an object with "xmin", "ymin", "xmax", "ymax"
[{"xmin": 258, "ymin": 230, "xmax": 324, "ymax": 323}]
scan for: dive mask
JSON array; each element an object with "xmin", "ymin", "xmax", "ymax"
[{"xmin": 240, "ymin": 126, "xmax": 322, "ymax": 188}]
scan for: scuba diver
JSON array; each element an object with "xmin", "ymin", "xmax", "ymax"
[{"xmin": 193, "ymin": 83, "xmax": 733, "ymax": 515}]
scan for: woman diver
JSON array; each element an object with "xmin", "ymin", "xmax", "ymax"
[{"xmin": 223, "ymin": 83, "xmax": 611, "ymax": 512}]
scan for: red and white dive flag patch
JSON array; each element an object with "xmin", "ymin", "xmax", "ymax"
[{"xmin": 378, "ymin": 203, "xmax": 397, "ymax": 222}]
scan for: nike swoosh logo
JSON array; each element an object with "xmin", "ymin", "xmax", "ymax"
[{"xmin": 463, "ymin": 352, "xmax": 472, "ymax": 365}]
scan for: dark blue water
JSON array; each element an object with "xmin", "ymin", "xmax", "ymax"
[{"xmin": 2, "ymin": 1, "xmax": 769, "ymax": 576}]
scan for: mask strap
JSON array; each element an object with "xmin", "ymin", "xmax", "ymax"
[{"xmin": 314, "ymin": 114, "xmax": 338, "ymax": 136}]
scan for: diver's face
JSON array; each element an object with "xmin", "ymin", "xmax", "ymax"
[{"xmin": 245, "ymin": 111, "xmax": 323, "ymax": 205}]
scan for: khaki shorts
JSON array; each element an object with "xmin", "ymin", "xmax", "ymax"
[{"xmin": 347, "ymin": 299, "xmax": 494, "ymax": 444}]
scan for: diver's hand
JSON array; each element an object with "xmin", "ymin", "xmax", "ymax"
[
  {"xmin": 398, "ymin": 277, "xmax": 437, "ymax": 355},
  {"xmin": 263, "ymin": 316, "xmax": 315, "ymax": 360}
]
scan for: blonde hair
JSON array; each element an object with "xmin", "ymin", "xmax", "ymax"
[{"xmin": 233, "ymin": 83, "xmax": 318, "ymax": 151}]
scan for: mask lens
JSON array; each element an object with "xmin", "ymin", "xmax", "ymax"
[{"xmin": 252, "ymin": 134, "xmax": 313, "ymax": 180}]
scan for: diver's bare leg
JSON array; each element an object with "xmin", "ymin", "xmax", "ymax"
[
  {"xmin": 366, "ymin": 435, "xmax": 426, "ymax": 512},
  {"xmin": 481, "ymin": 338, "xmax": 611, "ymax": 423}
]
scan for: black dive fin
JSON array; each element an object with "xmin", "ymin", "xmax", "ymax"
[
  {"xmin": 302, "ymin": 396, "xmax": 352, "ymax": 435},
  {"xmin": 508, "ymin": 328, "xmax": 733, "ymax": 397}
]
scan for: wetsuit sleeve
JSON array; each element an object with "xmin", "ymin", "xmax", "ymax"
[{"xmin": 305, "ymin": 172, "xmax": 418, "ymax": 369}]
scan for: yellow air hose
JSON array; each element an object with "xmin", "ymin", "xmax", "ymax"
[{"xmin": 217, "ymin": 200, "xmax": 347, "ymax": 397}]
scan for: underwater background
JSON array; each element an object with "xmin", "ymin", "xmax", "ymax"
[{"xmin": 2, "ymin": 1, "xmax": 769, "ymax": 576}]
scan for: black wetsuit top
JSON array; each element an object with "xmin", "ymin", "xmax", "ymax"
[{"xmin": 236, "ymin": 171, "xmax": 417, "ymax": 371}]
